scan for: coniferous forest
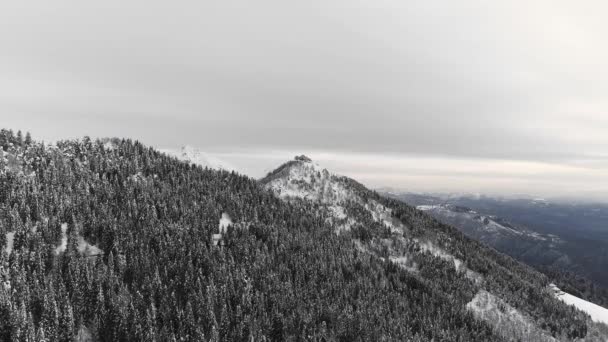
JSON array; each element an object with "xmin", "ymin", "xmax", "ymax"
[{"xmin": 0, "ymin": 129, "xmax": 607, "ymax": 341}]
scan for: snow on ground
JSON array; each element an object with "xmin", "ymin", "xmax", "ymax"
[
  {"xmin": 265, "ymin": 157, "xmax": 407, "ymax": 234},
  {"xmin": 4, "ymin": 232, "xmax": 14, "ymax": 256},
  {"xmin": 213, "ymin": 213, "xmax": 233, "ymax": 246},
  {"xmin": 160, "ymin": 146, "xmax": 237, "ymax": 172},
  {"xmin": 467, "ymin": 290, "xmax": 557, "ymax": 342},
  {"xmin": 77, "ymin": 237, "xmax": 103, "ymax": 256},
  {"xmin": 550, "ymin": 284, "xmax": 608, "ymax": 325},
  {"xmin": 265, "ymin": 159, "xmax": 341, "ymax": 202},
  {"xmin": 55, "ymin": 223, "xmax": 68, "ymax": 255},
  {"xmin": 328, "ymin": 205, "xmax": 347, "ymax": 220},
  {"xmin": 219, "ymin": 213, "xmax": 232, "ymax": 233},
  {"xmin": 55, "ymin": 223, "xmax": 103, "ymax": 256}
]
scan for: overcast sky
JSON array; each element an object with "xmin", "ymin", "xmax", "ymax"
[{"xmin": 2, "ymin": 0, "xmax": 608, "ymax": 200}]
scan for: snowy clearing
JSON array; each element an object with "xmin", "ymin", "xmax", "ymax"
[
  {"xmin": 55, "ymin": 223, "xmax": 68, "ymax": 255},
  {"xmin": 4, "ymin": 232, "xmax": 14, "ymax": 255},
  {"xmin": 55, "ymin": 223, "xmax": 103, "ymax": 256},
  {"xmin": 219, "ymin": 213, "xmax": 232, "ymax": 233},
  {"xmin": 77, "ymin": 237, "xmax": 103, "ymax": 256},
  {"xmin": 550, "ymin": 284, "xmax": 608, "ymax": 325},
  {"xmin": 213, "ymin": 213, "xmax": 233, "ymax": 246}
]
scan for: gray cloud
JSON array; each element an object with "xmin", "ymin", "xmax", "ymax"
[{"xmin": 1, "ymin": 0, "xmax": 607, "ymax": 198}]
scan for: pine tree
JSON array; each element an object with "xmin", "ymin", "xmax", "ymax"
[{"xmin": 24, "ymin": 132, "xmax": 32, "ymax": 146}]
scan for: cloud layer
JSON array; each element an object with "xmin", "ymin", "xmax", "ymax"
[{"xmin": 1, "ymin": 0, "xmax": 607, "ymax": 199}]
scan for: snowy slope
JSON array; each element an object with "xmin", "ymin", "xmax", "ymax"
[
  {"xmin": 550, "ymin": 284, "xmax": 608, "ymax": 325},
  {"xmin": 261, "ymin": 155, "xmax": 405, "ymax": 233},
  {"xmin": 160, "ymin": 146, "xmax": 236, "ymax": 172}
]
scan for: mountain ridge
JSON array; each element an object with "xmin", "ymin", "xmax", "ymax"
[
  {"xmin": 1, "ymin": 132, "xmax": 607, "ymax": 341},
  {"xmin": 258, "ymin": 154, "xmax": 608, "ymax": 340}
]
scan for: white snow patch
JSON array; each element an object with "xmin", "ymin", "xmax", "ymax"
[
  {"xmin": 55, "ymin": 223, "xmax": 68, "ymax": 255},
  {"xmin": 550, "ymin": 284, "xmax": 608, "ymax": 325},
  {"xmin": 4, "ymin": 232, "xmax": 14, "ymax": 256},
  {"xmin": 77, "ymin": 237, "xmax": 103, "ymax": 256},
  {"xmin": 265, "ymin": 159, "xmax": 407, "ymax": 235},
  {"xmin": 55, "ymin": 223, "xmax": 102, "ymax": 256},
  {"xmin": 219, "ymin": 213, "xmax": 232, "ymax": 234},
  {"xmin": 467, "ymin": 290, "xmax": 557, "ymax": 342},
  {"xmin": 213, "ymin": 213, "xmax": 233, "ymax": 246}
]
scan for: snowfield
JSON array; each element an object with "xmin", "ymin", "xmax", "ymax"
[{"xmin": 550, "ymin": 284, "xmax": 608, "ymax": 325}]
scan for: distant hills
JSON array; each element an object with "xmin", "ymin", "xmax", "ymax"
[{"xmin": 384, "ymin": 192, "xmax": 608, "ymax": 301}]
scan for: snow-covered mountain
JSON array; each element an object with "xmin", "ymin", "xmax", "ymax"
[
  {"xmin": 261, "ymin": 155, "xmax": 406, "ymax": 233},
  {"xmin": 159, "ymin": 146, "xmax": 236, "ymax": 172},
  {"xmin": 261, "ymin": 155, "xmax": 608, "ymax": 340},
  {"xmin": 4, "ymin": 129, "xmax": 608, "ymax": 340}
]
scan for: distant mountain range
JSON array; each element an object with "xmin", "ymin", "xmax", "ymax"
[{"xmin": 383, "ymin": 192, "xmax": 608, "ymax": 289}]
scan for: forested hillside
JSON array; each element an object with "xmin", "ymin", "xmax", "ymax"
[{"xmin": 0, "ymin": 129, "xmax": 606, "ymax": 341}]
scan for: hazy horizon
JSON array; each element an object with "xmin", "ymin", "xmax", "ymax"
[{"xmin": 2, "ymin": 0, "xmax": 608, "ymax": 200}]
